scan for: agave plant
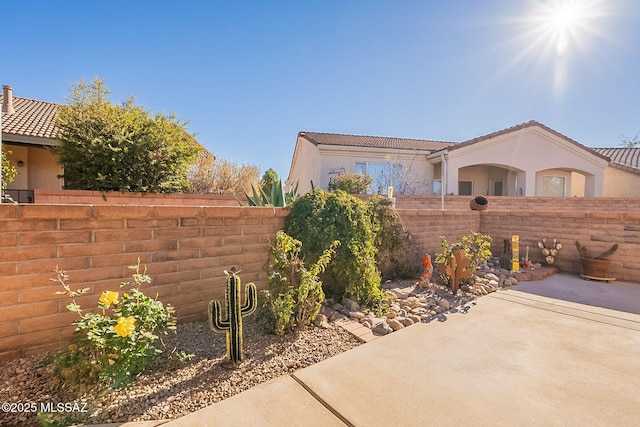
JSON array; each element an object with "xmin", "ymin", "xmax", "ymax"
[{"xmin": 240, "ymin": 179, "xmax": 299, "ymax": 207}]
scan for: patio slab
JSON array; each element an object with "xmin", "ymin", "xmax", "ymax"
[{"xmin": 155, "ymin": 275, "xmax": 640, "ymax": 426}]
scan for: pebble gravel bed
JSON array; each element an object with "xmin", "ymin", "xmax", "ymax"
[{"xmin": 0, "ymin": 317, "xmax": 361, "ymax": 426}]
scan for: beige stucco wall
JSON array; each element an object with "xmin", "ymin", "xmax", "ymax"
[
  {"xmin": 317, "ymin": 147, "xmax": 433, "ymax": 194},
  {"xmin": 6, "ymin": 146, "xmax": 62, "ymax": 190},
  {"xmin": 602, "ymin": 167, "xmax": 640, "ymax": 197},
  {"xmin": 286, "ymin": 137, "xmax": 322, "ymax": 194}
]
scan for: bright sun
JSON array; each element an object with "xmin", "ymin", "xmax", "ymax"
[
  {"xmin": 543, "ymin": 1, "xmax": 591, "ymax": 55},
  {"xmin": 505, "ymin": 0, "xmax": 608, "ymax": 92}
]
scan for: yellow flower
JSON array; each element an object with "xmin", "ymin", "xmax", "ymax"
[
  {"xmin": 99, "ymin": 291, "xmax": 119, "ymax": 308},
  {"xmin": 114, "ymin": 316, "xmax": 136, "ymax": 337},
  {"xmin": 68, "ymin": 344, "xmax": 78, "ymax": 352}
]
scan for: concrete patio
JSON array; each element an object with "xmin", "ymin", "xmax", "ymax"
[{"xmin": 97, "ymin": 274, "xmax": 640, "ymax": 426}]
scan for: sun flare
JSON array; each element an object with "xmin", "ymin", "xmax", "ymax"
[{"xmin": 502, "ymin": 0, "xmax": 609, "ymax": 93}]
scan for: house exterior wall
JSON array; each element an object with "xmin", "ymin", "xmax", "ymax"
[
  {"xmin": 287, "ymin": 137, "xmax": 321, "ymax": 194},
  {"xmin": 445, "ymin": 127, "xmax": 608, "ymax": 196},
  {"xmin": 602, "ymin": 167, "xmax": 640, "ymax": 197},
  {"xmin": 318, "ymin": 147, "xmax": 433, "ymax": 195},
  {"xmin": 6, "ymin": 146, "xmax": 62, "ymax": 191}
]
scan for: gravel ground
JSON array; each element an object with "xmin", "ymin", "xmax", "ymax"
[{"xmin": 0, "ymin": 316, "xmax": 362, "ymax": 426}]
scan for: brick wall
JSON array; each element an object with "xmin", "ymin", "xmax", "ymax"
[
  {"xmin": 0, "ymin": 204, "xmax": 287, "ymax": 361},
  {"xmin": 34, "ymin": 189, "xmax": 244, "ymax": 206},
  {"xmin": 2, "ymin": 198, "xmax": 639, "ymax": 361},
  {"xmin": 481, "ymin": 211, "xmax": 640, "ymax": 283},
  {"xmin": 393, "ymin": 195, "xmax": 640, "ymax": 212},
  {"xmin": 394, "ymin": 209, "xmax": 481, "ymax": 251}
]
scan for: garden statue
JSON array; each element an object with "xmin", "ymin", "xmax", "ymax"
[
  {"xmin": 208, "ymin": 267, "xmax": 257, "ymax": 364},
  {"xmin": 419, "ymin": 253, "xmax": 433, "ymax": 286}
]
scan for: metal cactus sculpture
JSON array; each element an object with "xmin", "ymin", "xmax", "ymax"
[{"xmin": 208, "ymin": 267, "xmax": 257, "ymax": 363}]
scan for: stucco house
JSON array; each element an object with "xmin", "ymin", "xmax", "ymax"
[
  {"xmin": 1, "ymin": 85, "xmax": 62, "ymax": 202},
  {"xmin": 286, "ymin": 121, "xmax": 640, "ymax": 198}
]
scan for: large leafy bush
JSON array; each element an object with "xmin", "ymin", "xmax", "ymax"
[
  {"xmin": 54, "ymin": 77, "xmax": 201, "ymax": 193},
  {"xmin": 285, "ymin": 189, "xmax": 386, "ymax": 309}
]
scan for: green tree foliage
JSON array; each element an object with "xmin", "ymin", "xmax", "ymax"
[
  {"xmin": 1, "ymin": 149, "xmax": 18, "ymax": 192},
  {"xmin": 285, "ymin": 189, "xmax": 387, "ymax": 310},
  {"xmin": 260, "ymin": 168, "xmax": 279, "ymax": 195},
  {"xmin": 327, "ymin": 172, "xmax": 372, "ymax": 194},
  {"xmin": 188, "ymin": 150, "xmax": 259, "ymax": 195},
  {"xmin": 53, "ymin": 78, "xmax": 201, "ymax": 193}
]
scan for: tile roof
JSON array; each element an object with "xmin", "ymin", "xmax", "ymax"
[
  {"xmin": 298, "ymin": 131, "xmax": 454, "ymax": 152},
  {"xmin": 445, "ymin": 120, "xmax": 610, "ymax": 161},
  {"xmin": 0, "ymin": 94, "xmax": 59, "ymax": 141},
  {"xmin": 592, "ymin": 147, "xmax": 640, "ymax": 174}
]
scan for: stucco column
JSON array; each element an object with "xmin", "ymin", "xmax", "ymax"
[
  {"xmin": 584, "ymin": 172, "xmax": 604, "ymax": 197},
  {"xmin": 447, "ymin": 165, "xmax": 459, "ymax": 195},
  {"xmin": 525, "ymin": 171, "xmax": 536, "ymax": 196}
]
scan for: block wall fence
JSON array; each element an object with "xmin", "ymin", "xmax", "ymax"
[{"xmin": 1, "ymin": 197, "xmax": 639, "ymax": 361}]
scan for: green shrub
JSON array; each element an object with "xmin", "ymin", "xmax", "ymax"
[
  {"xmin": 285, "ymin": 189, "xmax": 387, "ymax": 310},
  {"xmin": 327, "ymin": 172, "xmax": 372, "ymax": 194},
  {"xmin": 52, "ymin": 260, "xmax": 176, "ymax": 388},
  {"xmin": 368, "ymin": 195, "xmax": 424, "ymax": 279},
  {"xmin": 259, "ymin": 231, "xmax": 338, "ymax": 334}
]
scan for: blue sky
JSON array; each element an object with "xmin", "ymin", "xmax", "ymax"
[{"xmin": 4, "ymin": 0, "xmax": 639, "ymax": 179}]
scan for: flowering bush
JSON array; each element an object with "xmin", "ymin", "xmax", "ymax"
[{"xmin": 52, "ymin": 260, "xmax": 176, "ymax": 388}]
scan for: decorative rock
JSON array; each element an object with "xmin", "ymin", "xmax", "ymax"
[
  {"xmin": 387, "ymin": 319, "xmax": 404, "ymax": 331},
  {"xmin": 485, "ymin": 273, "xmax": 499, "ymax": 282},
  {"xmin": 360, "ymin": 319, "xmax": 373, "ymax": 328},
  {"xmin": 438, "ymin": 299, "xmax": 451, "ymax": 310},
  {"xmin": 488, "ymin": 279, "xmax": 499, "ymax": 287},
  {"xmin": 350, "ymin": 311, "xmax": 365, "ymax": 320},
  {"xmin": 408, "ymin": 314, "xmax": 422, "ymax": 324},
  {"xmin": 399, "ymin": 317, "xmax": 414, "ymax": 327},
  {"xmin": 372, "ymin": 321, "xmax": 392, "ymax": 335},
  {"xmin": 384, "ymin": 311, "xmax": 397, "ymax": 319},
  {"xmin": 389, "ymin": 288, "xmax": 408, "ymax": 299},
  {"xmin": 331, "ymin": 303, "xmax": 345, "ymax": 311},
  {"xmin": 313, "ymin": 314, "xmax": 330, "ymax": 328},
  {"xmin": 411, "ymin": 307, "xmax": 428, "ymax": 315}
]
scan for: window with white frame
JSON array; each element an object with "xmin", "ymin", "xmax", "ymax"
[{"xmin": 355, "ymin": 162, "xmax": 404, "ymax": 195}]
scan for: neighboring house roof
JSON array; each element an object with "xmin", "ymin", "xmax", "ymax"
[
  {"xmin": 298, "ymin": 131, "xmax": 454, "ymax": 152},
  {"xmin": 0, "ymin": 94, "xmax": 59, "ymax": 143},
  {"xmin": 592, "ymin": 147, "xmax": 640, "ymax": 175},
  {"xmin": 442, "ymin": 120, "xmax": 611, "ymax": 162}
]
